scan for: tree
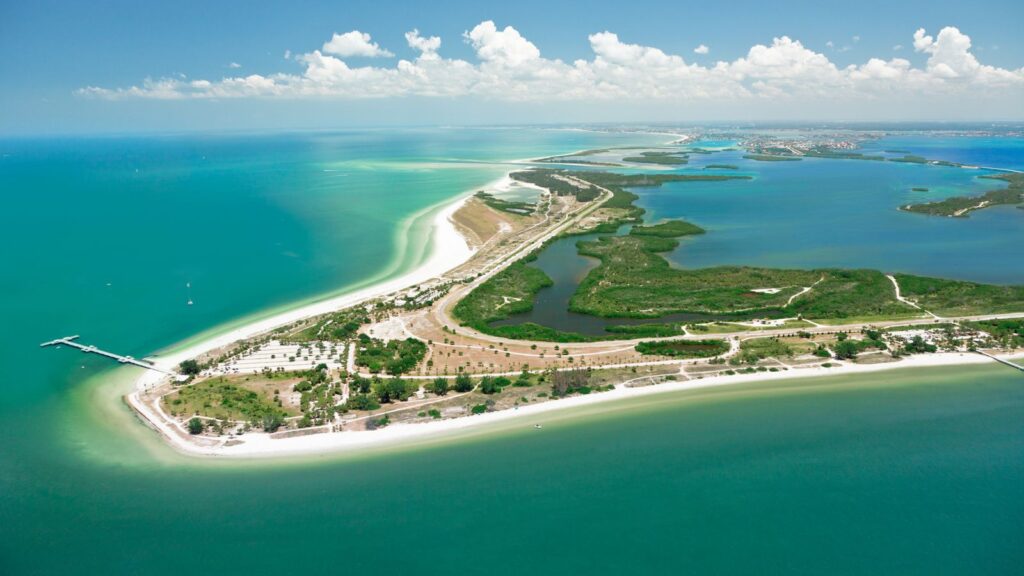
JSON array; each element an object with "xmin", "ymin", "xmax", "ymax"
[
  {"xmin": 480, "ymin": 377, "xmax": 499, "ymax": 395},
  {"xmin": 179, "ymin": 359, "xmax": 201, "ymax": 376},
  {"xmin": 187, "ymin": 417, "xmax": 204, "ymax": 435},
  {"xmin": 834, "ymin": 340, "xmax": 859, "ymax": 360},
  {"xmin": 262, "ymin": 413, "xmax": 284, "ymax": 432},
  {"xmin": 454, "ymin": 373, "xmax": 473, "ymax": 392},
  {"xmin": 429, "ymin": 377, "xmax": 449, "ymax": 396},
  {"xmin": 374, "ymin": 377, "xmax": 411, "ymax": 403}
]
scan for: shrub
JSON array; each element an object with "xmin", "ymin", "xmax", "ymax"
[
  {"xmin": 187, "ymin": 417, "xmax": 204, "ymax": 435},
  {"xmin": 454, "ymin": 373, "xmax": 473, "ymax": 392},
  {"xmin": 428, "ymin": 377, "xmax": 449, "ymax": 396}
]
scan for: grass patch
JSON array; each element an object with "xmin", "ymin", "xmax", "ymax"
[
  {"xmin": 893, "ymin": 273, "xmax": 1024, "ymax": 316},
  {"xmin": 164, "ymin": 377, "xmax": 293, "ymax": 423}
]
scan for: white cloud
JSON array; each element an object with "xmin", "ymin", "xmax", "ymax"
[
  {"xmin": 322, "ymin": 30, "xmax": 393, "ymax": 58},
  {"xmin": 852, "ymin": 35, "xmax": 861, "ymax": 43},
  {"xmin": 826, "ymin": 40, "xmax": 834, "ymax": 49},
  {"xmin": 76, "ymin": 24, "xmax": 1024, "ymax": 108},
  {"xmin": 464, "ymin": 21, "xmax": 540, "ymax": 67},
  {"xmin": 406, "ymin": 29, "xmax": 441, "ymax": 60},
  {"xmin": 228, "ymin": 62, "xmax": 241, "ymax": 69},
  {"xmin": 893, "ymin": 44, "xmax": 903, "ymax": 51},
  {"xmin": 694, "ymin": 44, "xmax": 709, "ymax": 55}
]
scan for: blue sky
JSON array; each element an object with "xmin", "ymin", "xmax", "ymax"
[{"xmin": 3, "ymin": 0, "xmax": 1023, "ymax": 135}]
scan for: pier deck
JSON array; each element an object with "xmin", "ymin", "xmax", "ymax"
[
  {"xmin": 40, "ymin": 335, "xmax": 179, "ymax": 378},
  {"xmin": 975, "ymin": 350, "xmax": 1024, "ymax": 372}
]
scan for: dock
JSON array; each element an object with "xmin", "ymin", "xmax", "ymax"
[
  {"xmin": 975, "ymin": 350, "xmax": 1024, "ymax": 372},
  {"xmin": 40, "ymin": 335, "xmax": 179, "ymax": 378}
]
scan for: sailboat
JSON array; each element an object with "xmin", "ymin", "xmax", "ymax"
[{"xmin": 186, "ymin": 282, "xmax": 194, "ymax": 306}]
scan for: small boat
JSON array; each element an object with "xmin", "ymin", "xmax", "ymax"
[{"xmin": 534, "ymin": 424, "xmax": 542, "ymax": 429}]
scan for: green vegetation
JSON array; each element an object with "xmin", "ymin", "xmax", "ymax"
[
  {"xmin": 454, "ymin": 373, "xmax": 474, "ymax": 393},
  {"xmin": 372, "ymin": 377, "xmax": 416, "ymax": 403},
  {"xmin": 739, "ymin": 337, "xmax": 794, "ymax": 362},
  {"xmin": 474, "ymin": 191, "xmax": 536, "ymax": 215},
  {"xmin": 744, "ymin": 154, "xmax": 801, "ymax": 162},
  {"xmin": 178, "ymin": 359, "xmax": 201, "ymax": 376},
  {"xmin": 511, "ymin": 168, "xmax": 750, "ymax": 210},
  {"xmin": 187, "ymin": 417, "xmax": 204, "ymax": 435},
  {"xmin": 622, "ymin": 151, "xmax": 688, "ymax": 165},
  {"xmin": 511, "ymin": 169, "xmax": 602, "ymax": 202},
  {"xmin": 705, "ymin": 164, "xmax": 738, "ymax": 170},
  {"xmin": 635, "ymin": 339, "xmax": 729, "ymax": 358},
  {"xmin": 165, "ymin": 377, "xmax": 290, "ymax": 429},
  {"xmin": 428, "ymin": 377, "xmax": 449, "ymax": 396},
  {"xmin": 965, "ymin": 319, "xmax": 1024, "ymax": 348},
  {"xmin": 901, "ymin": 174, "xmax": 1023, "ymax": 217},
  {"xmin": 572, "ymin": 227, "xmax": 931, "ymax": 321},
  {"xmin": 452, "ymin": 254, "xmax": 554, "ymax": 332},
  {"xmin": 893, "ymin": 273, "xmax": 1024, "ymax": 316},
  {"xmin": 355, "ymin": 335, "xmax": 427, "ymax": 375},
  {"xmin": 803, "ymin": 149, "xmax": 885, "ymax": 161},
  {"xmin": 899, "ymin": 336, "xmax": 938, "ymax": 354},
  {"xmin": 573, "ymin": 233, "xmax": 793, "ymax": 317},
  {"xmin": 480, "ymin": 376, "xmax": 512, "ymax": 395},
  {"xmin": 888, "ymin": 154, "xmax": 929, "ymax": 164},
  {"xmin": 603, "ymin": 323, "xmax": 685, "ymax": 338},
  {"xmin": 629, "ymin": 220, "xmax": 705, "ymax": 238},
  {"xmin": 343, "ymin": 393, "xmax": 380, "ymax": 412},
  {"xmin": 287, "ymin": 308, "xmax": 368, "ymax": 343}
]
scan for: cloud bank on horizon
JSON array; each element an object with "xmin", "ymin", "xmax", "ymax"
[{"xmin": 78, "ymin": 22, "xmax": 1023, "ymax": 108}]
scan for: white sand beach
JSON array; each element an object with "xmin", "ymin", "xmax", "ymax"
[{"xmin": 129, "ymin": 346, "xmax": 1022, "ymax": 459}]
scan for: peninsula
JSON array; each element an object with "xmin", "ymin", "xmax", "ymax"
[{"xmin": 91, "ymin": 151, "xmax": 1024, "ymax": 458}]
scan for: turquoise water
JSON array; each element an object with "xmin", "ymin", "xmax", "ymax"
[
  {"xmin": 646, "ymin": 138, "xmax": 1024, "ymax": 283},
  {"xmin": 1, "ymin": 130, "xmax": 1022, "ymax": 574}
]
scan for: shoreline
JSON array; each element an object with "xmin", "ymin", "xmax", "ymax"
[
  {"xmin": 130, "ymin": 349, "xmax": 1023, "ymax": 459},
  {"xmin": 132, "ymin": 190, "xmax": 476, "ymax": 392}
]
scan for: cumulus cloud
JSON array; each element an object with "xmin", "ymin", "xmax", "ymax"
[
  {"xmin": 77, "ymin": 24, "xmax": 1024, "ymax": 106},
  {"xmin": 406, "ymin": 29, "xmax": 441, "ymax": 60},
  {"xmin": 694, "ymin": 44, "xmax": 709, "ymax": 55},
  {"xmin": 322, "ymin": 30, "xmax": 393, "ymax": 58},
  {"xmin": 464, "ymin": 21, "xmax": 540, "ymax": 66}
]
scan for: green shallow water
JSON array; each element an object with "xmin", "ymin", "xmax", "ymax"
[
  {"xmin": 1, "ymin": 129, "xmax": 1022, "ymax": 573},
  {"xmin": 5, "ymin": 363, "xmax": 1024, "ymax": 574}
]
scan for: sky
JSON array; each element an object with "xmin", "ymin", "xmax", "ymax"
[{"xmin": 2, "ymin": 0, "xmax": 1023, "ymax": 135}]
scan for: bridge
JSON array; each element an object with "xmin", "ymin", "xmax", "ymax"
[
  {"xmin": 40, "ymin": 335, "xmax": 181, "ymax": 379},
  {"xmin": 975, "ymin": 350, "xmax": 1024, "ymax": 372}
]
